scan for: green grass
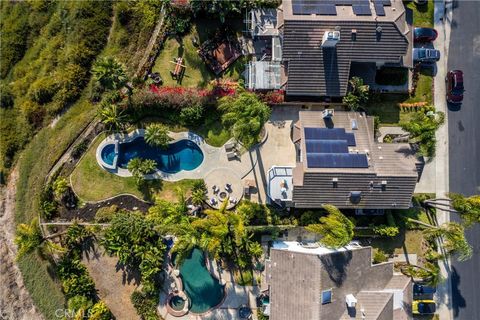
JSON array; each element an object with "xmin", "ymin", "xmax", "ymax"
[
  {"xmin": 15, "ymin": 95, "xmax": 97, "ymax": 318},
  {"xmin": 70, "ymin": 133, "xmax": 199, "ymax": 202},
  {"xmin": 370, "ymin": 230, "xmax": 424, "ymax": 258},
  {"xmin": 151, "ymin": 18, "xmax": 245, "ymax": 88},
  {"xmin": 406, "ymin": 0, "xmax": 434, "ymax": 28},
  {"xmin": 366, "ymin": 68, "xmax": 433, "ymax": 126}
]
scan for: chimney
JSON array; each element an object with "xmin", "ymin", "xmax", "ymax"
[
  {"xmin": 322, "ymin": 109, "xmax": 334, "ymax": 119},
  {"xmin": 351, "ymin": 29, "xmax": 357, "ymax": 41},
  {"xmin": 376, "ymin": 26, "xmax": 382, "ymax": 41},
  {"xmin": 322, "ymin": 31, "xmax": 340, "ymax": 48}
]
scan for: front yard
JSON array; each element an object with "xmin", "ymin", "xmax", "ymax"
[{"xmin": 366, "ymin": 68, "xmax": 433, "ymax": 126}]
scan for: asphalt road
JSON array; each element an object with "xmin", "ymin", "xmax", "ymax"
[{"xmin": 447, "ymin": 1, "xmax": 480, "ymax": 319}]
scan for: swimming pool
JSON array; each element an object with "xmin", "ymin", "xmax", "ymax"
[
  {"xmin": 179, "ymin": 248, "xmax": 224, "ymax": 313},
  {"xmin": 101, "ymin": 137, "xmax": 204, "ymax": 174}
]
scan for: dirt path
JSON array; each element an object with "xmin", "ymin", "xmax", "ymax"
[
  {"xmin": 0, "ymin": 166, "xmax": 44, "ymax": 320},
  {"xmin": 83, "ymin": 246, "xmax": 140, "ymax": 320}
]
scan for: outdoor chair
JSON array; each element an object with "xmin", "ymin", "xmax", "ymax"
[
  {"xmin": 227, "ymin": 152, "xmax": 237, "ymax": 161},
  {"xmin": 225, "ymin": 142, "xmax": 235, "ymax": 151}
]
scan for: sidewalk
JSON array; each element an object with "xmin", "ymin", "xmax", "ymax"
[{"xmin": 433, "ymin": 1, "xmax": 454, "ymax": 319}]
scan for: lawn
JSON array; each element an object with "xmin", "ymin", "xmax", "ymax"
[
  {"xmin": 151, "ymin": 18, "xmax": 246, "ymax": 88},
  {"xmin": 137, "ymin": 111, "xmax": 232, "ymax": 148},
  {"xmin": 369, "ymin": 230, "xmax": 425, "ymax": 258},
  {"xmin": 70, "ymin": 133, "xmax": 200, "ymax": 203},
  {"xmin": 366, "ymin": 68, "xmax": 433, "ymax": 126},
  {"xmin": 405, "ymin": 0, "xmax": 434, "ymax": 28}
]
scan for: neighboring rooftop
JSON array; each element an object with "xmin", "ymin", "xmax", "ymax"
[
  {"xmin": 292, "ymin": 111, "xmax": 418, "ymax": 209},
  {"xmin": 266, "ymin": 241, "xmax": 412, "ymax": 320},
  {"xmin": 281, "ymin": 0, "xmax": 412, "ymax": 97},
  {"xmin": 248, "ymin": 8, "xmax": 280, "ymax": 37},
  {"xmin": 246, "ymin": 61, "xmax": 282, "ymax": 90}
]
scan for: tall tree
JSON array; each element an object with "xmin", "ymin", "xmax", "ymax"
[
  {"xmin": 127, "ymin": 158, "xmax": 157, "ymax": 185},
  {"xmin": 15, "ymin": 219, "xmax": 64, "ymax": 258},
  {"xmin": 306, "ymin": 204, "xmax": 355, "ymax": 248},
  {"xmin": 400, "ymin": 262, "xmax": 443, "ymax": 287},
  {"xmin": 144, "ymin": 123, "xmax": 172, "ymax": 149},
  {"xmin": 408, "ymin": 219, "xmax": 473, "ymax": 261},
  {"xmin": 400, "ymin": 108, "xmax": 445, "ymax": 158},
  {"xmin": 342, "ymin": 77, "xmax": 369, "ymax": 111},
  {"xmin": 97, "ymin": 102, "xmax": 127, "ymax": 132},
  {"xmin": 219, "ymin": 91, "xmax": 271, "ymax": 148},
  {"xmin": 92, "ymin": 57, "xmax": 127, "ymax": 90}
]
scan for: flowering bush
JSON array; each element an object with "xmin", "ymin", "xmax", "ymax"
[{"xmin": 257, "ymin": 90, "xmax": 285, "ymax": 105}]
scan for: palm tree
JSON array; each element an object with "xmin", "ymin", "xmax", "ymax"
[
  {"xmin": 52, "ymin": 176, "xmax": 69, "ymax": 199},
  {"xmin": 400, "ymin": 262, "xmax": 443, "ymax": 287},
  {"xmin": 218, "ymin": 91, "xmax": 271, "ymax": 148},
  {"xmin": 306, "ymin": 204, "xmax": 355, "ymax": 248},
  {"xmin": 127, "ymin": 158, "xmax": 157, "ymax": 185},
  {"xmin": 15, "ymin": 219, "xmax": 64, "ymax": 258},
  {"xmin": 342, "ymin": 77, "xmax": 369, "ymax": 111},
  {"xmin": 408, "ymin": 219, "xmax": 473, "ymax": 261},
  {"xmin": 425, "ymin": 194, "xmax": 480, "ymax": 226},
  {"xmin": 144, "ymin": 123, "xmax": 172, "ymax": 149},
  {"xmin": 97, "ymin": 102, "xmax": 127, "ymax": 132},
  {"xmin": 92, "ymin": 57, "xmax": 127, "ymax": 90},
  {"xmin": 191, "ymin": 188, "xmax": 206, "ymax": 206},
  {"xmin": 400, "ymin": 109, "xmax": 445, "ymax": 158}
]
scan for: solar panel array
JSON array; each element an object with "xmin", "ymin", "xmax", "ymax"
[
  {"xmin": 291, "ymin": 0, "xmax": 391, "ymax": 16},
  {"xmin": 304, "ymin": 127, "xmax": 369, "ymax": 169}
]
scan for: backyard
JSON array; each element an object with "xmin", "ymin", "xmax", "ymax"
[
  {"xmin": 405, "ymin": 0, "xmax": 435, "ymax": 28},
  {"xmin": 70, "ymin": 133, "xmax": 200, "ymax": 202},
  {"xmin": 151, "ymin": 18, "xmax": 246, "ymax": 88}
]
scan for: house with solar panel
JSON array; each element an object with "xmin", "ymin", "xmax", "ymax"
[
  {"xmin": 246, "ymin": 0, "xmax": 413, "ymax": 98},
  {"xmin": 267, "ymin": 110, "xmax": 419, "ymax": 211}
]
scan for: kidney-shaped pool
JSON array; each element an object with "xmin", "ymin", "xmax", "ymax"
[{"xmin": 101, "ymin": 137, "xmax": 204, "ymax": 174}]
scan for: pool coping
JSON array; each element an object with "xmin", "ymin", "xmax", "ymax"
[{"xmin": 96, "ymin": 129, "xmax": 210, "ymax": 180}]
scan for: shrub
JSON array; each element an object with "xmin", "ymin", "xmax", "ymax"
[
  {"xmin": 372, "ymin": 224, "xmax": 400, "ymax": 237},
  {"xmin": 234, "ymin": 269, "xmax": 254, "ymax": 286},
  {"xmin": 373, "ymin": 250, "xmax": 388, "ymax": 264},
  {"xmin": 20, "ymin": 100, "xmax": 45, "ymax": 128},
  {"xmin": 95, "ymin": 205, "xmax": 119, "ymax": 223},
  {"xmin": 0, "ymin": 84, "xmax": 14, "ymax": 108},
  {"xmin": 299, "ymin": 210, "xmax": 324, "ymax": 226},
  {"xmin": 57, "ymin": 257, "xmax": 96, "ymax": 299},
  {"xmin": 88, "ymin": 301, "xmax": 112, "ymax": 320},
  {"xmin": 179, "ymin": 104, "xmax": 204, "ymax": 126},
  {"xmin": 28, "ymin": 77, "xmax": 58, "ymax": 104},
  {"xmin": 131, "ymin": 291, "xmax": 159, "ymax": 320},
  {"xmin": 71, "ymin": 140, "xmax": 90, "ymax": 159}
]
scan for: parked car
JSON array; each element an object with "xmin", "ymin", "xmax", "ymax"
[
  {"xmin": 413, "ymin": 283, "xmax": 437, "ymax": 297},
  {"xmin": 414, "ymin": 27, "xmax": 438, "ymax": 42},
  {"xmin": 413, "ymin": 48, "xmax": 440, "ymax": 63},
  {"xmin": 446, "ymin": 70, "xmax": 464, "ymax": 104},
  {"xmin": 412, "ymin": 300, "xmax": 436, "ymax": 315}
]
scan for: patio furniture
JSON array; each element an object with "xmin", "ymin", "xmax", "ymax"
[
  {"xmin": 227, "ymin": 151, "xmax": 237, "ymax": 161},
  {"xmin": 209, "ymin": 198, "xmax": 217, "ymax": 205},
  {"xmin": 229, "ymin": 197, "xmax": 237, "ymax": 204},
  {"xmin": 225, "ymin": 142, "xmax": 235, "ymax": 151},
  {"xmin": 212, "ymin": 185, "xmax": 220, "ymax": 194},
  {"xmin": 169, "ymin": 57, "xmax": 186, "ymax": 80},
  {"xmin": 225, "ymin": 183, "xmax": 232, "ymax": 192}
]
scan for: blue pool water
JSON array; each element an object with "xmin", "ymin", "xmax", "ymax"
[{"xmin": 102, "ymin": 137, "xmax": 204, "ymax": 173}]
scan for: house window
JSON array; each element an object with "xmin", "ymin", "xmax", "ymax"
[{"xmin": 321, "ymin": 289, "xmax": 332, "ymax": 304}]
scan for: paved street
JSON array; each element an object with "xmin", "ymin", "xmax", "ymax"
[{"xmin": 447, "ymin": 1, "xmax": 480, "ymax": 319}]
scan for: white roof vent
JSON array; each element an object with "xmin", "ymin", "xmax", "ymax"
[
  {"xmin": 346, "ymin": 294, "xmax": 357, "ymax": 308},
  {"xmin": 351, "ymin": 119, "xmax": 358, "ymax": 130},
  {"xmin": 322, "ymin": 109, "xmax": 334, "ymax": 119}
]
